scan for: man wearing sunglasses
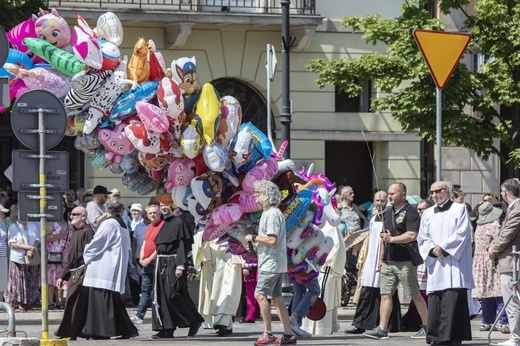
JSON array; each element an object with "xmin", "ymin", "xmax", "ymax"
[{"xmin": 418, "ymin": 181, "xmax": 474, "ymax": 345}]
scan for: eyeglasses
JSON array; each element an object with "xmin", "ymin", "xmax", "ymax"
[
  {"xmin": 429, "ymin": 188, "xmax": 445, "ymax": 195},
  {"xmin": 71, "ymin": 213, "xmax": 83, "ymax": 216}
]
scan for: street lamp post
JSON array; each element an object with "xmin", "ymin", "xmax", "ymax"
[{"xmin": 280, "ymin": 0, "xmax": 294, "ymax": 159}]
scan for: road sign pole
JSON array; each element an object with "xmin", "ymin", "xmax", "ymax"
[
  {"xmin": 38, "ymin": 107, "xmax": 49, "ymax": 340},
  {"xmin": 436, "ymin": 88, "xmax": 442, "ymax": 181}
]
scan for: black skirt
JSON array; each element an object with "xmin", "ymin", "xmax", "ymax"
[
  {"xmin": 427, "ymin": 288, "xmax": 472, "ymax": 343},
  {"xmin": 352, "ymin": 287, "xmax": 402, "ymax": 332},
  {"xmin": 54, "ymin": 267, "xmax": 88, "ymax": 339},
  {"xmin": 82, "ymin": 286, "xmax": 138, "ymax": 338},
  {"xmin": 152, "ymin": 255, "xmax": 203, "ymax": 332}
]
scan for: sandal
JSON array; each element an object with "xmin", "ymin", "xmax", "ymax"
[
  {"xmin": 480, "ymin": 324, "xmax": 491, "ymax": 331},
  {"xmin": 56, "ymin": 304, "xmax": 65, "ymax": 309}
]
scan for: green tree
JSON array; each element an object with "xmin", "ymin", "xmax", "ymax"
[{"xmin": 307, "ymin": 0, "xmax": 520, "ymax": 177}]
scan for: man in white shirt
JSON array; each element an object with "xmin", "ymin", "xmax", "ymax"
[{"xmin": 86, "ymin": 185, "xmax": 111, "ymax": 230}]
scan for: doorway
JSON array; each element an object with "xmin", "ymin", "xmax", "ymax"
[{"xmin": 325, "ymin": 141, "xmax": 374, "ymax": 205}]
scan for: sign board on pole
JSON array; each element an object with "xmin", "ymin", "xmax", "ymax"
[
  {"xmin": 18, "ymin": 191, "xmax": 63, "ymax": 221},
  {"xmin": 12, "ymin": 150, "xmax": 69, "ymax": 191},
  {"xmin": 413, "ymin": 29, "xmax": 471, "ymax": 90},
  {"xmin": 266, "ymin": 44, "xmax": 277, "ymax": 81}
]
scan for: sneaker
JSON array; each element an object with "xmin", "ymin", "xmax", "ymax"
[
  {"xmin": 363, "ymin": 326, "xmax": 389, "ymax": 340},
  {"xmin": 496, "ymin": 340, "xmax": 520, "ymax": 346},
  {"xmin": 130, "ymin": 314, "xmax": 143, "ymax": 324},
  {"xmin": 345, "ymin": 326, "xmax": 365, "ymax": 334},
  {"xmin": 411, "ymin": 326, "xmax": 427, "ymax": 339},
  {"xmin": 254, "ymin": 332, "xmax": 277, "ymax": 345},
  {"xmin": 501, "ymin": 324, "xmax": 511, "ymax": 334},
  {"xmin": 289, "ymin": 317, "xmax": 312, "ymax": 338},
  {"xmin": 274, "ymin": 335, "xmax": 297, "ymax": 345}
]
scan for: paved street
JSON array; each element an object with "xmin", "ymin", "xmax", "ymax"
[{"xmin": 0, "ymin": 306, "xmax": 507, "ymax": 345}]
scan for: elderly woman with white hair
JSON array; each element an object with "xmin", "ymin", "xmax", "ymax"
[{"xmin": 81, "ymin": 197, "xmax": 138, "ymax": 340}]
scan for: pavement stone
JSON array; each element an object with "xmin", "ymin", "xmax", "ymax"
[{"xmin": 0, "ymin": 306, "xmax": 508, "ymax": 345}]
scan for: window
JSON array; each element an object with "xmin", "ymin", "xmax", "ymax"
[{"xmin": 335, "ymin": 80, "xmax": 373, "ymax": 113}]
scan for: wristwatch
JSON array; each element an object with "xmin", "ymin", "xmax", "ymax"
[{"xmin": 252, "ymin": 234, "xmax": 257, "ymax": 242}]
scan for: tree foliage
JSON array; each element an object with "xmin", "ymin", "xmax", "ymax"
[{"xmin": 307, "ymin": 0, "xmax": 520, "ymax": 176}]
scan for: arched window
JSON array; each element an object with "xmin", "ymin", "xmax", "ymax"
[{"xmin": 211, "ymin": 78, "xmax": 275, "ymax": 138}]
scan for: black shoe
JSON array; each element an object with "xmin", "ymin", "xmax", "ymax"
[
  {"xmin": 116, "ymin": 333, "xmax": 138, "ymax": 339},
  {"xmin": 188, "ymin": 321, "xmax": 202, "ymax": 337},
  {"xmin": 345, "ymin": 326, "xmax": 365, "ymax": 334},
  {"xmin": 239, "ymin": 319, "xmax": 255, "ymax": 323},
  {"xmin": 152, "ymin": 331, "xmax": 174, "ymax": 339}
]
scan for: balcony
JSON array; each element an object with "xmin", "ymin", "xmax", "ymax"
[
  {"xmin": 47, "ymin": 0, "xmax": 322, "ymax": 49},
  {"xmin": 46, "ymin": 0, "xmax": 317, "ymax": 17}
]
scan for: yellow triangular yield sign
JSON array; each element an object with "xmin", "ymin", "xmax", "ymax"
[{"xmin": 413, "ymin": 29, "xmax": 471, "ymax": 90}]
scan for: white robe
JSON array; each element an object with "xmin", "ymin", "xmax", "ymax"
[
  {"xmin": 418, "ymin": 202, "xmax": 474, "ymax": 294},
  {"xmin": 193, "ymin": 233, "xmax": 242, "ymax": 329},
  {"xmin": 360, "ymin": 216, "xmax": 383, "ymax": 288},
  {"xmin": 302, "ymin": 222, "xmax": 346, "ymax": 335},
  {"xmin": 83, "ymin": 218, "xmax": 131, "ymax": 294}
]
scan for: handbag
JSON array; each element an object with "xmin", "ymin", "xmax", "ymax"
[
  {"xmin": 307, "ymin": 266, "xmax": 329, "ymax": 321},
  {"xmin": 47, "ymin": 226, "xmax": 69, "ymax": 264},
  {"xmin": 25, "ymin": 248, "xmax": 41, "ymax": 266},
  {"xmin": 47, "ymin": 252, "xmax": 63, "ymax": 264}
]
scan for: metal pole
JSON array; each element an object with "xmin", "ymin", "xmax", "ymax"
[
  {"xmin": 266, "ymin": 44, "xmax": 274, "ymax": 147},
  {"xmin": 39, "ymin": 107, "xmax": 49, "ymax": 340},
  {"xmin": 435, "ymin": 87, "xmax": 442, "ymax": 181},
  {"xmin": 280, "ymin": 0, "xmax": 291, "ymax": 159}
]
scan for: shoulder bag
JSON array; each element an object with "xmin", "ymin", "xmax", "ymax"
[{"xmin": 16, "ymin": 223, "xmax": 41, "ymax": 267}]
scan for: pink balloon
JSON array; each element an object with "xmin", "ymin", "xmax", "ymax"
[{"xmin": 210, "ymin": 203, "xmax": 243, "ymax": 225}]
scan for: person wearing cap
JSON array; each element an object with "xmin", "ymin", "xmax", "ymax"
[
  {"xmin": 130, "ymin": 203, "xmax": 146, "ymax": 266},
  {"xmin": 418, "ymin": 181, "xmax": 474, "ymax": 345},
  {"xmin": 0, "ymin": 203, "xmax": 9, "ymax": 301},
  {"xmin": 86, "ymin": 185, "xmax": 111, "ymax": 230},
  {"xmin": 472, "ymin": 201, "xmax": 509, "ymax": 333},
  {"xmin": 488, "ymin": 178, "xmax": 520, "ymax": 346}
]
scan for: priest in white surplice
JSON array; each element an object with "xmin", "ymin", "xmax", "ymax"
[
  {"xmin": 418, "ymin": 181, "xmax": 474, "ymax": 345},
  {"xmin": 193, "ymin": 231, "xmax": 242, "ymax": 336}
]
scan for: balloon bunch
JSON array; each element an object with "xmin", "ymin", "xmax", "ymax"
[{"xmin": 2, "ymin": 9, "xmax": 343, "ymax": 285}]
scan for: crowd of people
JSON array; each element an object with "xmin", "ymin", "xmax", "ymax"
[{"xmin": 0, "ymin": 178, "xmax": 519, "ymax": 346}]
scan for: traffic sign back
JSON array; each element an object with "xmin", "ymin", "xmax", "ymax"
[
  {"xmin": 12, "ymin": 150, "xmax": 69, "ymax": 191},
  {"xmin": 413, "ymin": 29, "xmax": 471, "ymax": 89},
  {"xmin": 11, "ymin": 90, "xmax": 67, "ymax": 150}
]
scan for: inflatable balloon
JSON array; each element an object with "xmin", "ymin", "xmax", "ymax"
[
  {"xmin": 190, "ymin": 172, "xmax": 224, "ymax": 212},
  {"xmin": 171, "ymin": 185, "xmax": 193, "ymax": 211},
  {"xmin": 180, "ymin": 124, "xmax": 202, "ymax": 159},
  {"xmin": 94, "ymin": 12, "xmax": 124, "ymax": 46},
  {"xmin": 99, "ymin": 39, "xmax": 121, "ymax": 71},
  {"xmin": 136, "ymin": 101, "xmax": 169, "ymax": 134},
  {"xmin": 138, "ymin": 151, "xmax": 171, "ymax": 172},
  {"xmin": 230, "ymin": 126, "xmax": 254, "ymax": 171},
  {"xmin": 24, "ymin": 38, "xmax": 87, "ymax": 77},
  {"xmin": 227, "ymin": 190, "xmax": 261, "ymax": 213},
  {"xmin": 287, "ymin": 207, "xmax": 315, "ymax": 249},
  {"xmin": 84, "ymin": 55, "xmax": 132, "ymax": 135},
  {"xmin": 194, "ymin": 83, "xmax": 221, "ymax": 145},
  {"xmin": 242, "ymin": 157, "xmax": 278, "ymax": 193},
  {"xmin": 65, "ymin": 69, "xmax": 112, "ymax": 112},
  {"xmin": 188, "ymin": 194, "xmax": 206, "ymax": 223},
  {"xmin": 210, "ymin": 203, "xmax": 243, "ymax": 225},
  {"xmin": 157, "ymin": 77, "xmax": 184, "ymax": 140},
  {"xmin": 291, "ymin": 230, "xmax": 324, "ymax": 265},
  {"xmin": 3, "ymin": 63, "xmax": 70, "ymax": 98},
  {"xmin": 127, "ymin": 37, "xmax": 149, "ymax": 84},
  {"xmin": 0, "ymin": 49, "xmax": 34, "ymax": 79},
  {"xmin": 217, "ymin": 95, "xmax": 242, "ymax": 148},
  {"xmin": 120, "ymin": 153, "xmax": 140, "ymax": 174},
  {"xmin": 75, "ymin": 130, "xmax": 101, "ymax": 154},
  {"xmin": 7, "ymin": 17, "xmax": 37, "ymax": 53},
  {"xmin": 202, "ymin": 220, "xmax": 232, "ymax": 242},
  {"xmin": 98, "ymin": 122, "xmax": 135, "ymax": 164},
  {"xmin": 156, "ymin": 183, "xmax": 174, "ymax": 205},
  {"xmin": 240, "ymin": 122, "xmax": 273, "ymax": 171},
  {"xmin": 33, "ymin": 9, "xmax": 72, "ymax": 53},
  {"xmin": 310, "ymin": 236, "xmax": 334, "ymax": 266},
  {"xmin": 316, "ymin": 186, "xmax": 341, "ymax": 227},
  {"xmin": 171, "ymin": 56, "xmax": 198, "ymax": 113},
  {"xmin": 280, "ymin": 189, "xmax": 313, "ymax": 234},
  {"xmin": 108, "ymin": 80, "xmax": 159, "ymax": 123},
  {"xmin": 91, "ymin": 146, "xmax": 113, "ymax": 169},
  {"xmin": 72, "ymin": 25, "xmax": 102, "ymax": 69},
  {"xmin": 148, "ymin": 39, "xmax": 166, "ymax": 73},
  {"xmin": 203, "ymin": 142, "xmax": 229, "ymax": 173},
  {"xmin": 164, "ymin": 158, "xmax": 197, "ymax": 192},
  {"xmin": 148, "ymin": 42, "xmax": 166, "ymax": 81}
]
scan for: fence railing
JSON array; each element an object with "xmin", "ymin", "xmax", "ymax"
[{"xmin": 46, "ymin": 0, "xmax": 316, "ymax": 15}]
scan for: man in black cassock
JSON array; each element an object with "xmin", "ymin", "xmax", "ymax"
[{"xmin": 151, "ymin": 204, "xmax": 204, "ymax": 339}]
